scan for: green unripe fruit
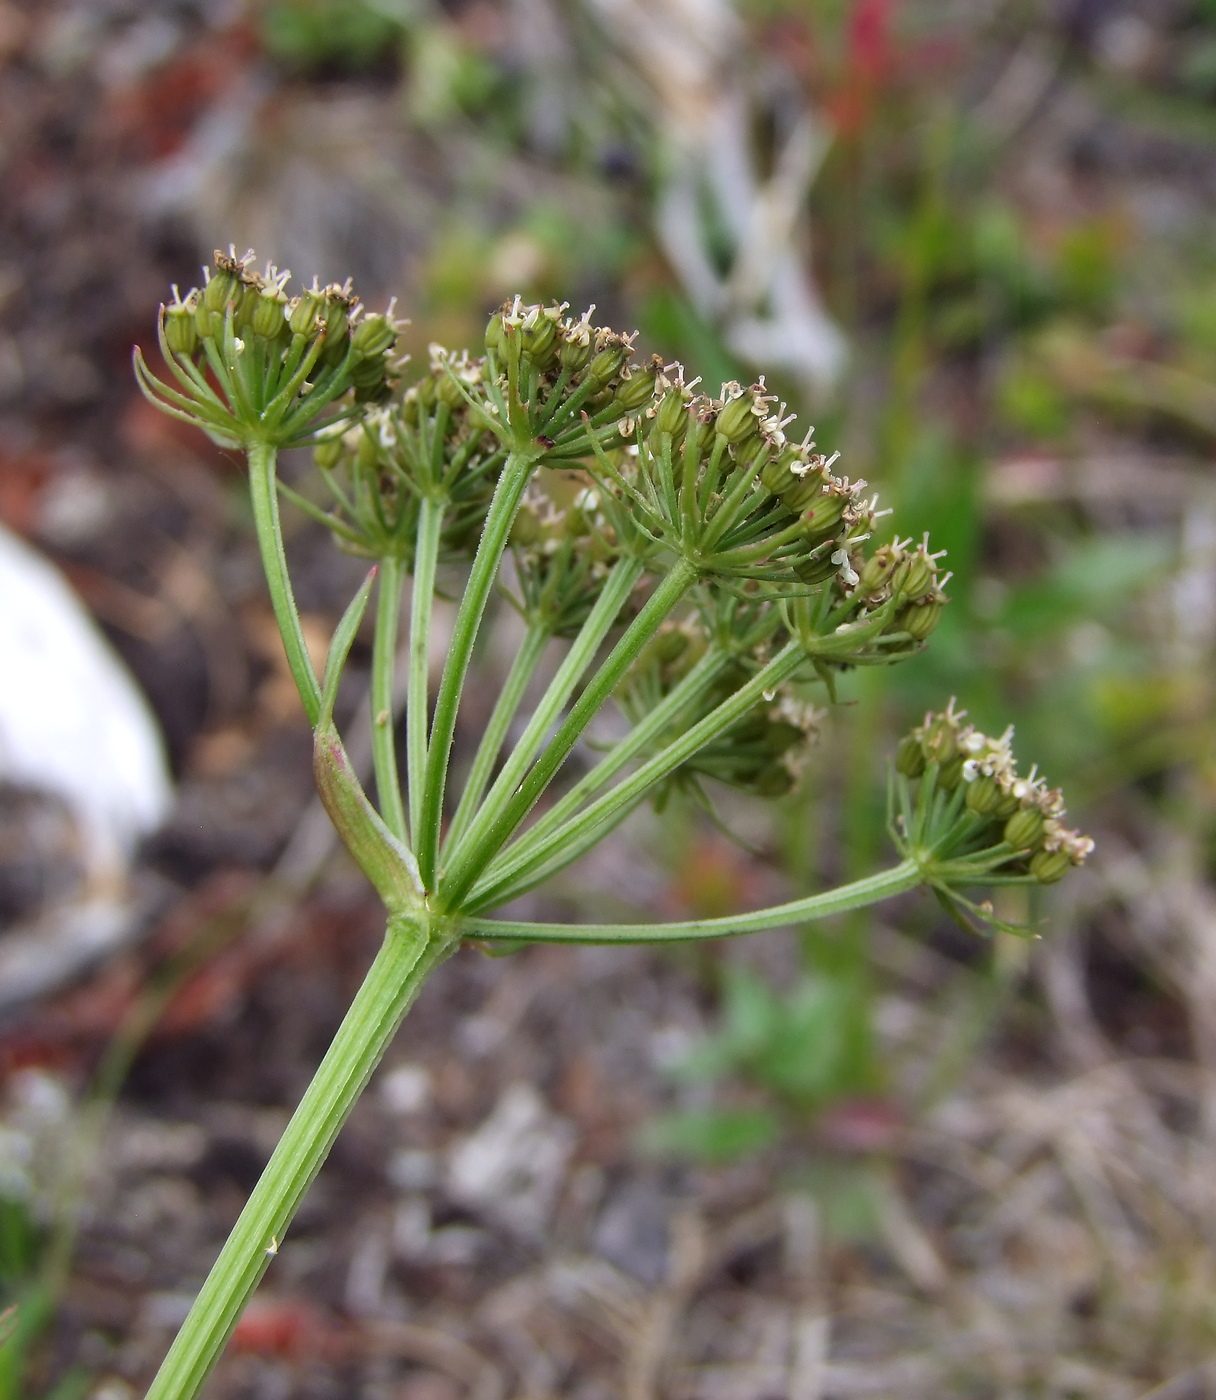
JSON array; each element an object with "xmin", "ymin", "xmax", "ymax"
[
  {"xmin": 320, "ymin": 297, "xmax": 352, "ymax": 363},
  {"xmin": 792, "ymin": 549, "xmax": 837, "ymax": 585},
  {"xmin": 858, "ymin": 548, "xmax": 899, "ymax": 596},
  {"xmin": 1004, "ymin": 806, "xmax": 1045, "ymax": 851},
  {"xmin": 164, "ymin": 303, "xmax": 199, "ymax": 357},
  {"xmin": 289, "ymin": 291, "xmax": 324, "ymax": 337},
  {"xmin": 654, "ymin": 390, "xmax": 689, "ymax": 440},
  {"xmin": 352, "ymin": 313, "xmax": 397, "ymax": 358},
  {"xmin": 938, "ymin": 755, "xmax": 964, "ymax": 790},
  {"xmin": 1030, "ymin": 848, "xmax": 1071, "ymax": 884},
  {"xmin": 321, "ymin": 327, "xmax": 350, "ymax": 367},
  {"xmin": 203, "ymin": 268, "xmax": 239, "ymax": 313},
  {"xmin": 324, "ymin": 297, "xmax": 351, "ymax": 342},
  {"xmin": 558, "ymin": 332, "xmax": 592, "ymax": 373},
  {"xmin": 586, "ymin": 341, "xmax": 629, "ymax": 389},
  {"xmin": 715, "ymin": 391, "xmax": 758, "ymax": 445},
  {"xmin": 350, "ymin": 356, "xmax": 388, "ymax": 390},
  {"xmin": 354, "ymin": 377, "xmax": 392, "ymax": 405},
  {"xmin": 355, "ymin": 428, "xmax": 380, "ymax": 471},
  {"xmin": 760, "ymin": 452, "xmax": 799, "ymax": 499},
  {"xmin": 964, "ymin": 774, "xmax": 1002, "ymax": 815},
  {"xmin": 655, "ymin": 628, "xmax": 690, "ymax": 666},
  {"xmin": 485, "ymin": 313, "xmax": 506, "ymax": 355},
  {"xmin": 435, "ymin": 372, "xmax": 468, "ymax": 408},
  {"xmin": 681, "ymin": 414, "xmax": 712, "ymax": 464},
  {"xmin": 233, "ymin": 281, "xmax": 262, "ymax": 334},
  {"xmin": 194, "ymin": 303, "xmax": 224, "ymax": 342},
  {"xmin": 353, "ymin": 359, "xmax": 390, "ymax": 397},
  {"xmin": 899, "ymin": 599, "xmax": 942, "ymax": 641},
  {"xmin": 802, "ymin": 490, "xmax": 847, "ymax": 542},
  {"xmin": 615, "ymin": 366, "xmax": 658, "ymax": 411},
  {"xmin": 251, "ymin": 288, "xmax": 288, "ymax": 341},
  {"xmin": 520, "ymin": 312, "xmax": 559, "ymax": 368},
  {"xmin": 922, "ymin": 716, "xmax": 957, "ymax": 766},
  {"xmin": 895, "ymin": 551, "xmax": 936, "ymax": 601},
  {"xmin": 783, "ymin": 466, "xmax": 828, "ymax": 514},
  {"xmin": 896, "ymin": 734, "xmax": 926, "ymax": 778},
  {"xmin": 734, "ymin": 433, "xmax": 769, "ymax": 469},
  {"xmin": 511, "ymin": 506, "xmax": 542, "ymax": 548},
  {"xmin": 993, "ymin": 791, "xmax": 1021, "ymax": 819},
  {"xmin": 313, "ymin": 438, "xmax": 345, "ymax": 470}
]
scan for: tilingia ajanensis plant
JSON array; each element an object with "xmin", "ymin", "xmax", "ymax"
[{"xmin": 134, "ymin": 250, "xmax": 1093, "ymax": 1400}]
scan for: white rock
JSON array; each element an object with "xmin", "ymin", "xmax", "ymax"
[{"xmin": 0, "ymin": 522, "xmax": 172, "ymax": 883}]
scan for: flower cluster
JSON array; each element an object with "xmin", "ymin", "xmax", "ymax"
[
  {"xmin": 474, "ymin": 298, "xmax": 650, "ymax": 459},
  {"xmin": 590, "ymin": 374, "xmax": 949, "ymax": 638},
  {"xmin": 310, "ymin": 305, "xmax": 955, "ymax": 686},
  {"xmin": 136, "ymin": 248, "xmax": 405, "ymax": 450},
  {"xmin": 896, "ymin": 700, "xmax": 1094, "ymax": 884},
  {"xmin": 300, "ymin": 345, "xmax": 506, "ymax": 564}
]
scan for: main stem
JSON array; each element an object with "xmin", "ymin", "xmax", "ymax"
[
  {"xmin": 247, "ymin": 442, "xmax": 321, "ymax": 725},
  {"xmin": 143, "ymin": 914, "xmax": 452, "ymax": 1400}
]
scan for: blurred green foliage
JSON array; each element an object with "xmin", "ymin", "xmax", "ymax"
[
  {"xmin": 259, "ymin": 0, "xmax": 405, "ymax": 72},
  {"xmin": 642, "ymin": 962, "xmax": 881, "ymax": 1166},
  {"xmin": 0, "ymin": 1196, "xmax": 87, "ymax": 1400}
]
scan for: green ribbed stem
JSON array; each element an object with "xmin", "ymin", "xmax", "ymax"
[
  {"xmin": 464, "ymin": 858, "xmax": 922, "ymax": 943},
  {"xmin": 416, "ymin": 450, "xmax": 537, "ymax": 886},
  {"xmin": 407, "ymin": 499, "xmax": 443, "ymax": 845},
  {"xmin": 247, "ymin": 442, "xmax": 321, "ymax": 725},
  {"xmin": 439, "ymin": 556, "xmax": 645, "ymax": 890},
  {"xmin": 371, "ymin": 552, "xmax": 408, "ymax": 842},
  {"xmin": 438, "ymin": 559, "xmax": 696, "ymax": 909},
  {"xmin": 444, "ymin": 621, "xmax": 551, "ymax": 853},
  {"xmin": 143, "ymin": 914, "xmax": 452, "ymax": 1400},
  {"xmin": 467, "ymin": 640, "xmax": 805, "ymax": 909},
  {"xmin": 474, "ymin": 646, "xmax": 731, "ymax": 895}
]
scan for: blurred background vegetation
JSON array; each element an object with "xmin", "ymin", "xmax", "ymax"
[{"xmin": 2, "ymin": 0, "xmax": 1216, "ymax": 1395}]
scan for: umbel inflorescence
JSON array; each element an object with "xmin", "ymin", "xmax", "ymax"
[
  {"xmin": 133, "ymin": 251, "xmax": 1091, "ymax": 1400},
  {"xmin": 899, "ymin": 701, "xmax": 1095, "ymax": 882}
]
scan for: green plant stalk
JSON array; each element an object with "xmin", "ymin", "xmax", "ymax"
[
  {"xmin": 407, "ymin": 498, "xmax": 444, "ymax": 845},
  {"xmin": 439, "ymin": 559, "xmax": 697, "ymax": 907},
  {"xmin": 371, "ymin": 552, "xmax": 408, "ymax": 842},
  {"xmin": 464, "ymin": 857, "xmax": 922, "ymax": 942},
  {"xmin": 416, "ymin": 450, "xmax": 538, "ymax": 886},
  {"xmin": 444, "ymin": 621, "xmax": 551, "ymax": 852},
  {"xmin": 482, "ymin": 647, "xmax": 733, "ymax": 882},
  {"xmin": 441, "ymin": 557, "xmax": 645, "ymax": 879},
  {"xmin": 247, "ymin": 443, "xmax": 322, "ymax": 725},
  {"xmin": 468, "ymin": 639, "xmax": 806, "ymax": 909},
  {"xmin": 144, "ymin": 913, "xmax": 452, "ymax": 1400}
]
